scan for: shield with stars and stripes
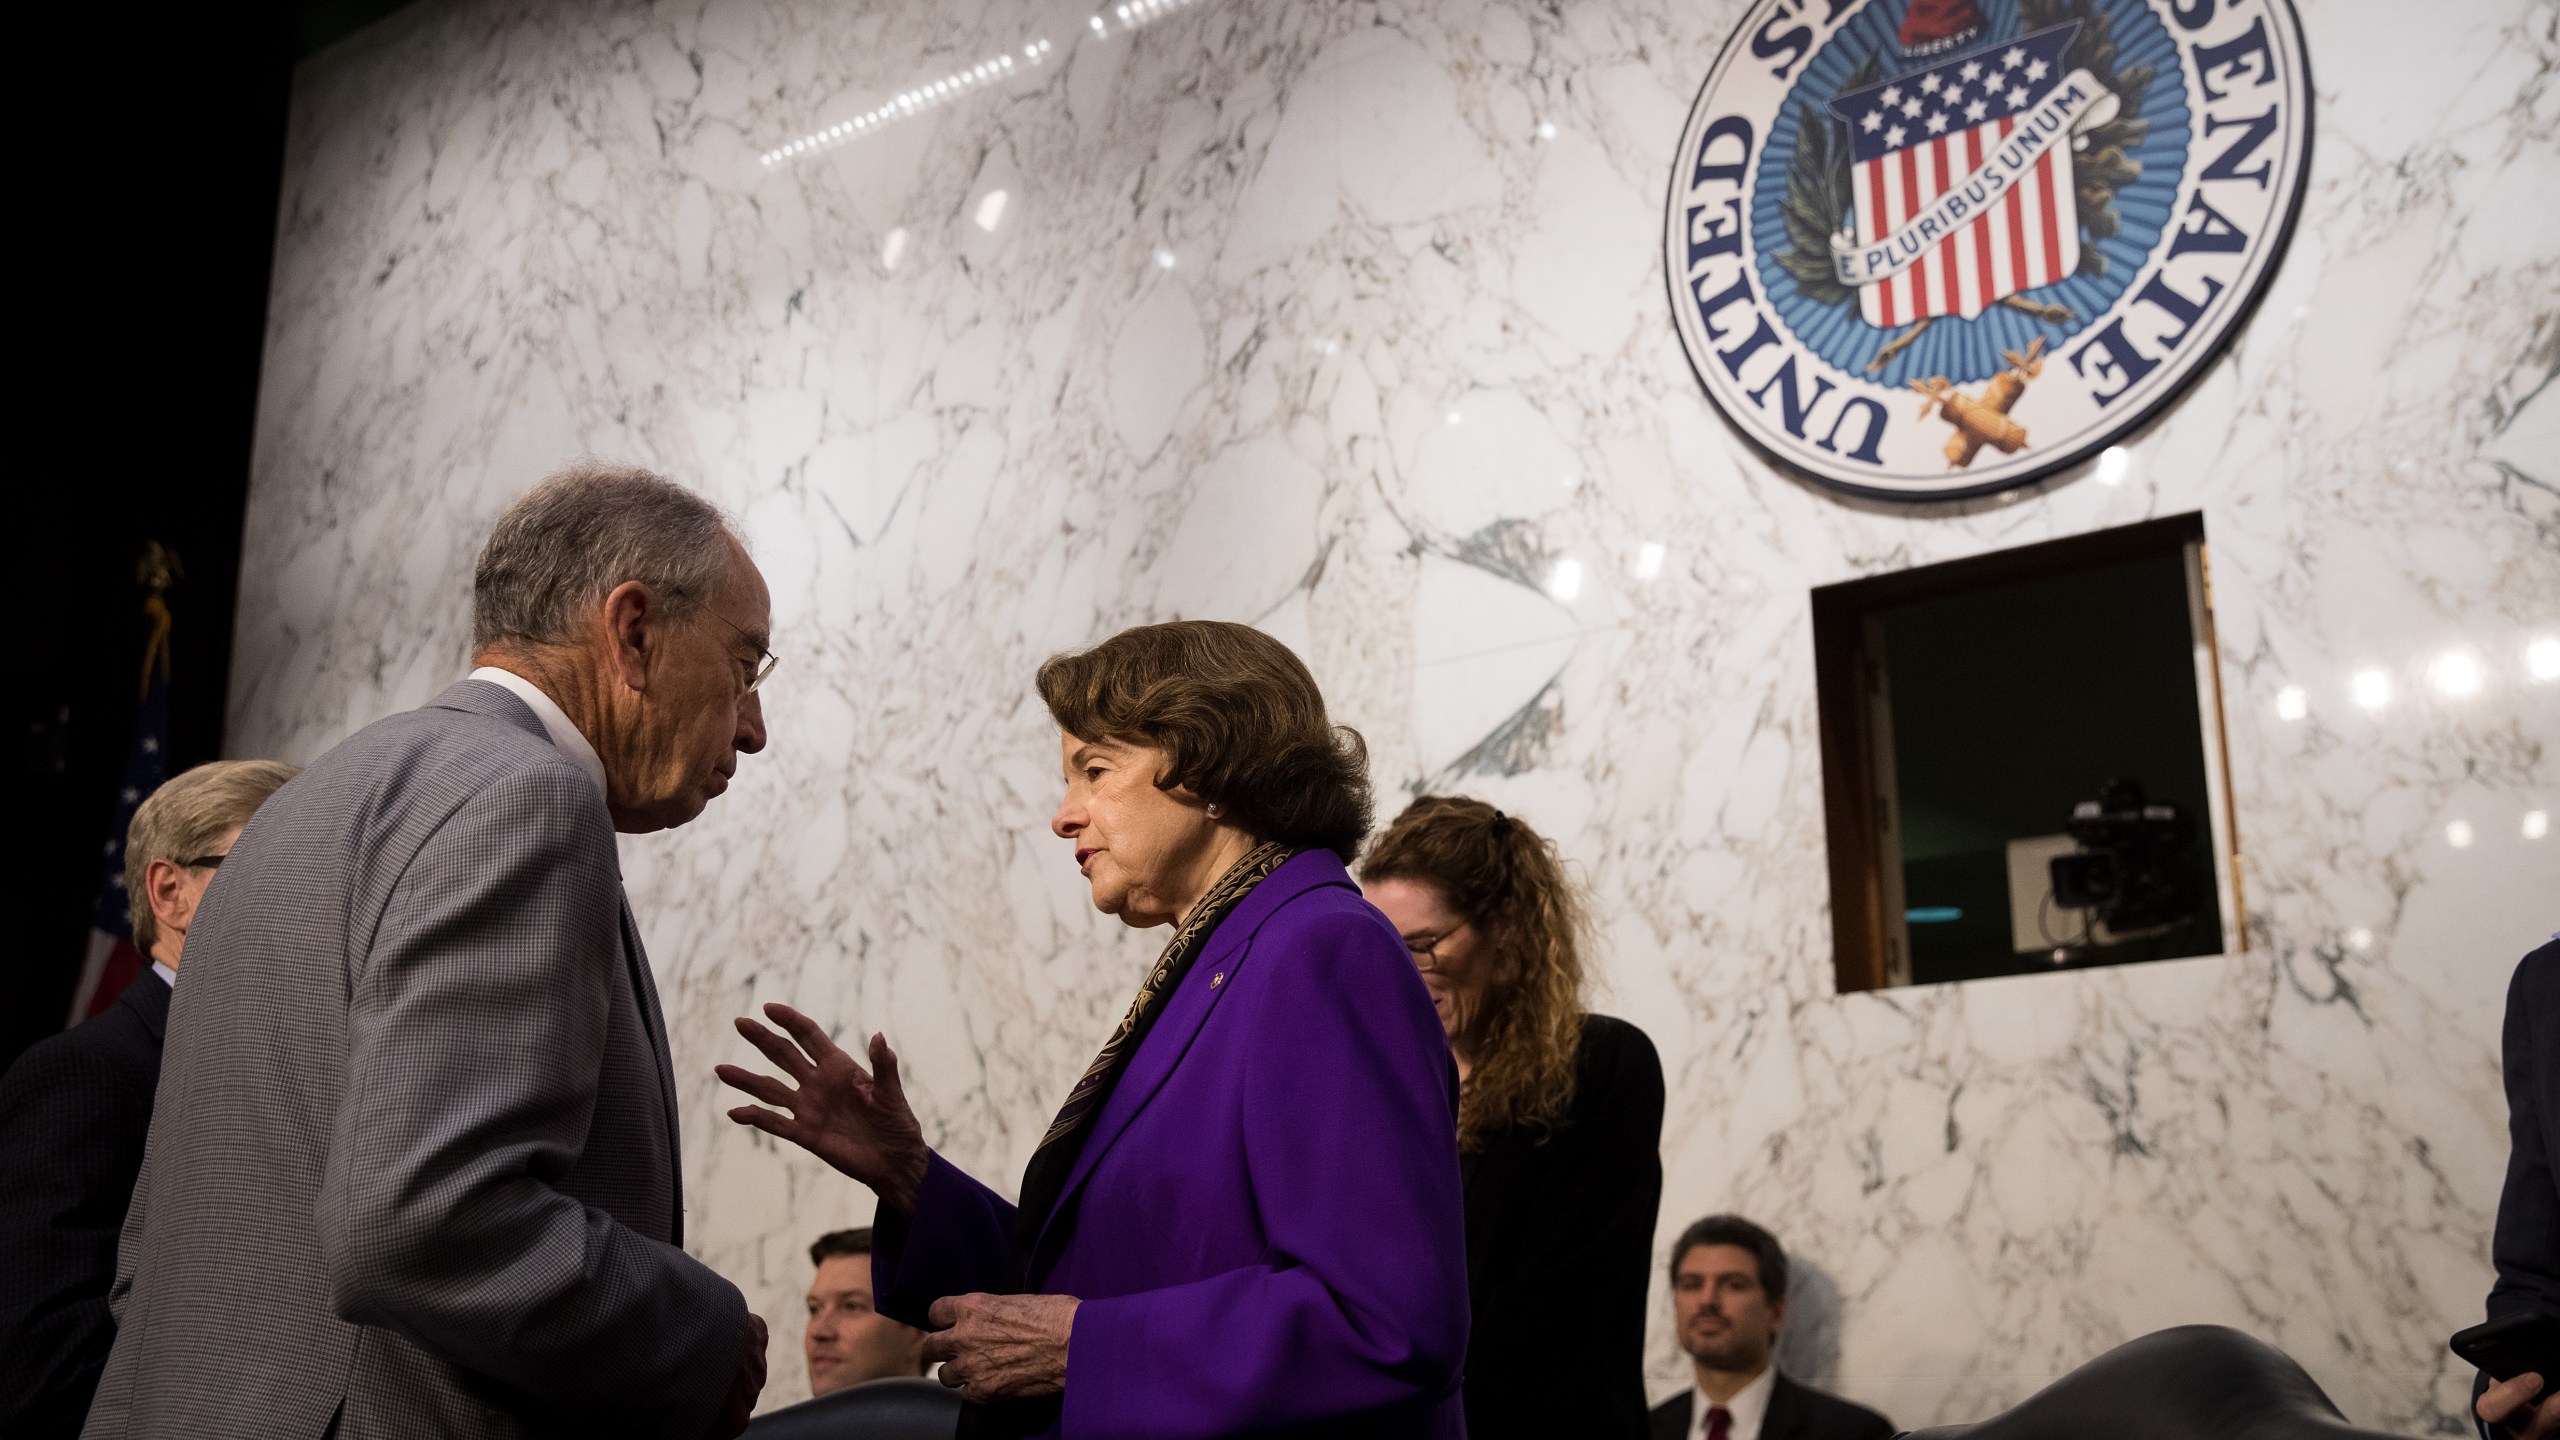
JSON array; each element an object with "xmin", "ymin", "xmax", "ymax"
[{"xmin": 1825, "ymin": 24, "xmax": 2094, "ymax": 328}]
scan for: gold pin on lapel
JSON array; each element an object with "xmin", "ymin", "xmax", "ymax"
[{"xmin": 1210, "ymin": 973, "xmax": 1225, "ymax": 987}]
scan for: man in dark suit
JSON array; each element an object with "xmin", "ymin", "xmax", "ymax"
[
  {"xmin": 85, "ymin": 464, "xmax": 772, "ymax": 1439},
  {"xmin": 2476, "ymin": 937, "xmax": 2560, "ymax": 1440},
  {"xmin": 800, "ymin": 1227, "xmax": 928, "ymax": 1398},
  {"xmin": 0, "ymin": 759, "xmax": 296, "ymax": 1438},
  {"xmin": 1651, "ymin": 1215, "xmax": 1895, "ymax": 1440}
]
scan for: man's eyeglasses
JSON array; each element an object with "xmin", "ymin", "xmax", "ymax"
[
  {"xmin": 716, "ymin": 613, "xmax": 780, "ymax": 693},
  {"xmin": 672, "ymin": 586, "xmax": 779, "ymax": 692}
]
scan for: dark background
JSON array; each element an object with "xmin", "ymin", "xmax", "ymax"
[
  {"xmin": 8, "ymin": 1, "xmax": 420, "ymax": 1072},
  {"xmin": 1883, "ymin": 548, "xmax": 2226, "ymax": 986}
]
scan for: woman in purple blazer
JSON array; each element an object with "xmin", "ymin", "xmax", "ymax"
[{"xmin": 719, "ymin": 622, "xmax": 1470, "ymax": 1438}]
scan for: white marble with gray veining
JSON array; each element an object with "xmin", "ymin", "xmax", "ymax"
[{"xmin": 232, "ymin": 0, "xmax": 2559, "ymax": 1427}]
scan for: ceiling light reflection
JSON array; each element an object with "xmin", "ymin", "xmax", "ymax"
[
  {"xmin": 2530, "ymin": 636, "xmax": 2560, "ymax": 682},
  {"xmin": 2432, "ymin": 650, "xmax": 2482, "ymax": 696},
  {"xmin": 2275, "ymin": 685, "xmax": 2307, "ymax": 721},
  {"xmin": 760, "ymin": 38, "xmax": 1054, "ymax": 168},
  {"xmin": 2525, "ymin": 810, "xmax": 2550, "ymax": 841},
  {"xmin": 1153, "ymin": 248, "xmax": 1177, "ymax": 269},
  {"xmin": 974, "ymin": 190, "xmax": 1009, "ymax": 231},
  {"xmin": 1104, "ymin": 0, "xmax": 1200, "ymax": 33},
  {"xmin": 881, "ymin": 227, "xmax": 909, "ymax": 269},
  {"xmin": 2094, "ymin": 446, "xmax": 2130, "ymax": 486},
  {"xmin": 2447, "ymin": 819, "xmax": 2475, "ymax": 849},
  {"xmin": 1635, "ymin": 543, "xmax": 1666, "ymax": 580},
  {"xmin": 1547, "ymin": 558, "xmax": 1584, "ymax": 603},
  {"xmin": 2350, "ymin": 668, "xmax": 2391, "ymax": 711}
]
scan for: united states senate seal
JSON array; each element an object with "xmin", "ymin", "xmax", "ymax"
[{"xmin": 1665, "ymin": 0, "xmax": 2312, "ymax": 500}]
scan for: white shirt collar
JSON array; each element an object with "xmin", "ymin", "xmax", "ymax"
[
  {"xmin": 468, "ymin": 666, "xmax": 609, "ymax": 802},
  {"xmin": 151, "ymin": 960, "xmax": 177, "ymax": 990},
  {"xmin": 1689, "ymin": 1364, "xmax": 1777, "ymax": 1440}
]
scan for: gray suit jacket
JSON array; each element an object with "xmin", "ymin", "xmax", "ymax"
[{"xmin": 84, "ymin": 679, "xmax": 745, "ymax": 1440}]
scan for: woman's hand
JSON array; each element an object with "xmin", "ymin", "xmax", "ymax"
[
  {"xmin": 716, "ymin": 1004, "xmax": 929, "ymax": 1212},
  {"xmin": 923, "ymin": 1293, "xmax": 1080, "ymax": 1401}
]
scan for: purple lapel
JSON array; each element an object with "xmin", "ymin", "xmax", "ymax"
[{"xmin": 1030, "ymin": 850, "xmax": 1356, "ymax": 1261}]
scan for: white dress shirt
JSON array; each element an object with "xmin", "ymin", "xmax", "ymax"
[
  {"xmin": 151, "ymin": 960, "xmax": 176, "ymax": 989},
  {"xmin": 1687, "ymin": 1364, "xmax": 1776, "ymax": 1440},
  {"xmin": 468, "ymin": 666, "xmax": 609, "ymax": 802}
]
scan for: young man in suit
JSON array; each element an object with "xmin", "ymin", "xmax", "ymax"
[
  {"xmin": 802, "ymin": 1228, "xmax": 928, "ymax": 1398},
  {"xmin": 86, "ymin": 465, "xmax": 773, "ymax": 1439},
  {"xmin": 0, "ymin": 759, "xmax": 295, "ymax": 1439},
  {"xmin": 1650, "ymin": 1216, "xmax": 1895, "ymax": 1440}
]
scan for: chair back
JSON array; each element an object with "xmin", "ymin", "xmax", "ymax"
[
  {"xmin": 744, "ymin": 1376, "xmax": 963, "ymax": 1440},
  {"xmin": 1897, "ymin": 1327, "xmax": 2398, "ymax": 1440}
]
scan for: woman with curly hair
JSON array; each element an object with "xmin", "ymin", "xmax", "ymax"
[{"xmin": 1362, "ymin": 796, "xmax": 1665, "ymax": 1440}]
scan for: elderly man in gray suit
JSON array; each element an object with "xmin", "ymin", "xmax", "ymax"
[{"xmin": 86, "ymin": 464, "xmax": 775, "ymax": 1439}]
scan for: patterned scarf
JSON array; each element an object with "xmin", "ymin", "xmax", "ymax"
[{"xmin": 1012, "ymin": 840, "xmax": 1296, "ymax": 1250}]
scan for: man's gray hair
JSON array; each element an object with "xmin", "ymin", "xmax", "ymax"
[{"xmin": 472, "ymin": 462, "xmax": 742, "ymax": 651}]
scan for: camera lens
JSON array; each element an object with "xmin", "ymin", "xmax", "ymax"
[{"xmin": 2051, "ymin": 851, "xmax": 2120, "ymax": 908}]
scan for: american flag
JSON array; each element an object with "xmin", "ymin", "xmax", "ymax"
[
  {"xmin": 66, "ymin": 621, "xmax": 171, "ymax": 1024},
  {"xmin": 1826, "ymin": 24, "xmax": 2084, "ymax": 327}
]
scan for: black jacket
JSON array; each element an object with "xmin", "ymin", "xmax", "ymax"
[
  {"xmin": 2478, "ymin": 939, "xmax": 2560, "ymax": 1437},
  {"xmin": 1460, "ymin": 1013, "xmax": 1666, "ymax": 1440},
  {"xmin": 0, "ymin": 967, "xmax": 170, "ymax": 1439},
  {"xmin": 1649, "ymin": 1372, "xmax": 1898, "ymax": 1440}
]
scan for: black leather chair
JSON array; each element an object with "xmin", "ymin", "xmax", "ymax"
[
  {"xmin": 1901, "ymin": 1326, "xmax": 2403, "ymax": 1440},
  {"xmin": 744, "ymin": 1377, "xmax": 963, "ymax": 1440}
]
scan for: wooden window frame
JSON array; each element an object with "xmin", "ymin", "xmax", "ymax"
[{"xmin": 1809, "ymin": 512, "xmax": 2245, "ymax": 994}]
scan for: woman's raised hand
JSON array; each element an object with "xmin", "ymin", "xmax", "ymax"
[{"xmin": 717, "ymin": 1004, "xmax": 929, "ymax": 1213}]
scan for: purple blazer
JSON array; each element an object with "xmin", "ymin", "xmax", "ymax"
[{"xmin": 873, "ymin": 849, "xmax": 1469, "ymax": 1439}]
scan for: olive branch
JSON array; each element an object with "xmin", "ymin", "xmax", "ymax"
[{"xmin": 1772, "ymin": 51, "xmax": 1880, "ymax": 310}]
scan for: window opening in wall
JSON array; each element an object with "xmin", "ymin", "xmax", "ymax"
[{"xmin": 1811, "ymin": 513, "xmax": 2244, "ymax": 992}]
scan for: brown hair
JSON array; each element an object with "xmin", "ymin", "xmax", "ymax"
[
  {"xmin": 1360, "ymin": 796, "xmax": 1585, "ymax": 1151},
  {"xmin": 126, "ymin": 759, "xmax": 299, "ymax": 953},
  {"xmin": 1035, "ymin": 621, "xmax": 1371, "ymax": 860},
  {"xmin": 1669, "ymin": 1214, "xmax": 1790, "ymax": 1300},
  {"xmin": 809, "ymin": 1227, "xmax": 874, "ymax": 1266}
]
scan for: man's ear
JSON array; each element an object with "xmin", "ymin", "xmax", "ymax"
[
  {"xmin": 144, "ymin": 858, "xmax": 191, "ymax": 933},
  {"xmin": 1769, "ymin": 1294, "xmax": 1787, "ymax": 1331},
  {"xmin": 598, "ymin": 580, "xmax": 657, "ymax": 692}
]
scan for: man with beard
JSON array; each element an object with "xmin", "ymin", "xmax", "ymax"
[{"xmin": 1650, "ymin": 1216, "xmax": 1892, "ymax": 1440}]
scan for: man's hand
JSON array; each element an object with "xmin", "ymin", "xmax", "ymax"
[
  {"xmin": 2481, "ymin": 1372, "xmax": 2560, "ymax": 1439},
  {"xmin": 717, "ymin": 1006, "xmax": 930, "ymax": 1212},
  {"xmin": 923, "ymin": 1293, "xmax": 1080, "ymax": 1402},
  {"xmin": 712, "ymin": 1312, "xmax": 768, "ymax": 1438}
]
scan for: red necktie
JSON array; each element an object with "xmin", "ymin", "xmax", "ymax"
[{"xmin": 1706, "ymin": 1406, "xmax": 1732, "ymax": 1440}]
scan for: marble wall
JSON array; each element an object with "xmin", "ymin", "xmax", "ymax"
[{"xmin": 234, "ymin": 0, "xmax": 2558, "ymax": 1428}]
